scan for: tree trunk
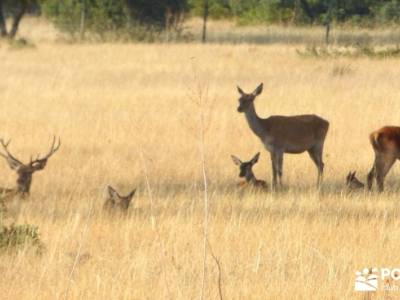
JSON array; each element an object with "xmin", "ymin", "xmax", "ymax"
[
  {"xmin": 325, "ymin": 0, "xmax": 334, "ymax": 45},
  {"xmin": 201, "ymin": 0, "xmax": 208, "ymax": 43},
  {"xmin": 299, "ymin": 0, "xmax": 315, "ymax": 23},
  {"xmin": 9, "ymin": 1, "xmax": 28, "ymax": 39},
  {"xmin": 0, "ymin": 0, "xmax": 7, "ymax": 37},
  {"xmin": 79, "ymin": 0, "xmax": 86, "ymax": 40},
  {"xmin": 325, "ymin": 22, "xmax": 330, "ymax": 44}
]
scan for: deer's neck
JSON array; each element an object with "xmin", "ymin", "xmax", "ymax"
[
  {"xmin": 245, "ymin": 170, "xmax": 256, "ymax": 183},
  {"xmin": 17, "ymin": 176, "xmax": 31, "ymax": 194},
  {"xmin": 244, "ymin": 103, "xmax": 267, "ymax": 139}
]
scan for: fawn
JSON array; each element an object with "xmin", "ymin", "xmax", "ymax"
[
  {"xmin": 346, "ymin": 171, "xmax": 365, "ymax": 191},
  {"xmin": 231, "ymin": 152, "xmax": 267, "ymax": 188},
  {"xmin": 0, "ymin": 137, "xmax": 60, "ymax": 221},
  {"xmin": 103, "ymin": 185, "xmax": 136, "ymax": 213}
]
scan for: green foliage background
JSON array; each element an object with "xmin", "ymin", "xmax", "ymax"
[{"xmin": 3, "ymin": 0, "xmax": 400, "ymax": 37}]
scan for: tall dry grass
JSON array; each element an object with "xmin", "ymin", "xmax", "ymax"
[{"xmin": 0, "ymin": 20, "xmax": 400, "ymax": 300}]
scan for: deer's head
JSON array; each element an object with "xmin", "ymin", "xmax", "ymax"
[
  {"xmin": 346, "ymin": 171, "xmax": 365, "ymax": 190},
  {"xmin": 231, "ymin": 152, "xmax": 260, "ymax": 181},
  {"xmin": 236, "ymin": 83, "xmax": 263, "ymax": 113},
  {"xmin": 104, "ymin": 186, "xmax": 136, "ymax": 212},
  {"xmin": 0, "ymin": 137, "xmax": 61, "ymax": 194}
]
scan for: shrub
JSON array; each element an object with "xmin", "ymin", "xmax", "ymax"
[
  {"xmin": 8, "ymin": 37, "xmax": 36, "ymax": 50},
  {"xmin": 41, "ymin": 0, "xmax": 189, "ymax": 40},
  {"xmin": 296, "ymin": 44, "xmax": 400, "ymax": 59},
  {"xmin": 0, "ymin": 223, "xmax": 44, "ymax": 254},
  {"xmin": 377, "ymin": 0, "xmax": 400, "ymax": 24}
]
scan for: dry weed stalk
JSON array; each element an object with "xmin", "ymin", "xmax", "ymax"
[
  {"xmin": 133, "ymin": 122, "xmax": 174, "ymax": 299},
  {"xmin": 185, "ymin": 61, "xmax": 217, "ymax": 300},
  {"xmin": 64, "ymin": 198, "xmax": 94, "ymax": 300}
]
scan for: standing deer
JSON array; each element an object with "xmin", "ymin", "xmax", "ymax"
[
  {"xmin": 236, "ymin": 83, "xmax": 329, "ymax": 189},
  {"xmin": 367, "ymin": 126, "xmax": 400, "ymax": 192},
  {"xmin": 0, "ymin": 137, "xmax": 61, "ymax": 220},
  {"xmin": 103, "ymin": 185, "xmax": 136, "ymax": 213},
  {"xmin": 231, "ymin": 152, "xmax": 267, "ymax": 188}
]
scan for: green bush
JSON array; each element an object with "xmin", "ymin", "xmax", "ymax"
[
  {"xmin": 296, "ymin": 44, "xmax": 400, "ymax": 59},
  {"xmin": 377, "ymin": 0, "xmax": 400, "ymax": 23},
  {"xmin": 0, "ymin": 224, "xmax": 44, "ymax": 253},
  {"xmin": 41, "ymin": 0, "xmax": 189, "ymax": 40},
  {"xmin": 8, "ymin": 37, "xmax": 36, "ymax": 50},
  {"xmin": 187, "ymin": 0, "xmax": 400, "ymax": 26},
  {"xmin": 41, "ymin": 0, "xmax": 127, "ymax": 36},
  {"xmin": 189, "ymin": 0, "xmax": 233, "ymax": 19}
]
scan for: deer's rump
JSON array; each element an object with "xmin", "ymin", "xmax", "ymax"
[
  {"xmin": 262, "ymin": 114, "xmax": 329, "ymax": 154},
  {"xmin": 369, "ymin": 126, "xmax": 400, "ymax": 153}
]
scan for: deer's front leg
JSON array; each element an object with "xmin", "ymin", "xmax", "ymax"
[
  {"xmin": 270, "ymin": 152, "xmax": 278, "ymax": 189},
  {"xmin": 277, "ymin": 151, "xmax": 284, "ymax": 187}
]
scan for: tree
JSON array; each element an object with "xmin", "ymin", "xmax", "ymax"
[
  {"xmin": 0, "ymin": 0, "xmax": 33, "ymax": 39},
  {"xmin": 201, "ymin": 0, "xmax": 208, "ymax": 43},
  {"xmin": 42, "ymin": 0, "xmax": 189, "ymax": 38},
  {"xmin": 0, "ymin": 0, "xmax": 7, "ymax": 37},
  {"xmin": 125, "ymin": 0, "xmax": 188, "ymax": 29}
]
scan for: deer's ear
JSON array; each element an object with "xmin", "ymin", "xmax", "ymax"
[
  {"xmin": 231, "ymin": 155, "xmax": 242, "ymax": 166},
  {"xmin": 237, "ymin": 86, "xmax": 245, "ymax": 95},
  {"xmin": 127, "ymin": 188, "xmax": 136, "ymax": 201},
  {"xmin": 31, "ymin": 159, "xmax": 47, "ymax": 171},
  {"xmin": 251, "ymin": 152, "xmax": 260, "ymax": 164},
  {"xmin": 253, "ymin": 83, "xmax": 263, "ymax": 96},
  {"xmin": 5, "ymin": 158, "xmax": 22, "ymax": 170},
  {"xmin": 107, "ymin": 186, "xmax": 119, "ymax": 199}
]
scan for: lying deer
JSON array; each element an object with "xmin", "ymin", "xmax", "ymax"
[
  {"xmin": 346, "ymin": 171, "xmax": 365, "ymax": 191},
  {"xmin": 0, "ymin": 137, "xmax": 60, "ymax": 220},
  {"xmin": 231, "ymin": 152, "xmax": 267, "ymax": 189},
  {"xmin": 103, "ymin": 185, "xmax": 136, "ymax": 213}
]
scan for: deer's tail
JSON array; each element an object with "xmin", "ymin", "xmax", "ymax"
[{"xmin": 369, "ymin": 131, "xmax": 383, "ymax": 152}]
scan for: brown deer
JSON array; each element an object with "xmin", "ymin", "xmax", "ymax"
[
  {"xmin": 367, "ymin": 126, "xmax": 400, "ymax": 192},
  {"xmin": 346, "ymin": 171, "xmax": 365, "ymax": 191},
  {"xmin": 231, "ymin": 152, "xmax": 267, "ymax": 188},
  {"xmin": 103, "ymin": 186, "xmax": 136, "ymax": 213},
  {"xmin": 0, "ymin": 137, "xmax": 61, "ymax": 220},
  {"xmin": 236, "ymin": 83, "xmax": 329, "ymax": 189}
]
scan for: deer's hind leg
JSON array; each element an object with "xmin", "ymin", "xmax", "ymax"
[
  {"xmin": 277, "ymin": 152, "xmax": 284, "ymax": 187},
  {"xmin": 367, "ymin": 158, "xmax": 376, "ymax": 190},
  {"xmin": 308, "ymin": 143, "xmax": 325, "ymax": 187},
  {"xmin": 375, "ymin": 154, "xmax": 396, "ymax": 192},
  {"xmin": 270, "ymin": 152, "xmax": 277, "ymax": 189}
]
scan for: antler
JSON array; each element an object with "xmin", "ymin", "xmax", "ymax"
[
  {"xmin": 0, "ymin": 138, "xmax": 24, "ymax": 170},
  {"xmin": 30, "ymin": 136, "xmax": 61, "ymax": 164}
]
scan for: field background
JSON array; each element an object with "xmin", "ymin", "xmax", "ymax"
[{"xmin": 0, "ymin": 18, "xmax": 400, "ymax": 299}]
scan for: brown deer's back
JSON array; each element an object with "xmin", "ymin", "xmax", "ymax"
[{"xmin": 370, "ymin": 126, "xmax": 400, "ymax": 153}]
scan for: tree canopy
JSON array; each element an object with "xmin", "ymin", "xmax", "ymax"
[{"xmin": 1, "ymin": 0, "xmax": 400, "ymax": 40}]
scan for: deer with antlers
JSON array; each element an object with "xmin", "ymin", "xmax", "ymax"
[
  {"xmin": 0, "ymin": 137, "xmax": 60, "ymax": 221},
  {"xmin": 236, "ymin": 83, "xmax": 329, "ymax": 189}
]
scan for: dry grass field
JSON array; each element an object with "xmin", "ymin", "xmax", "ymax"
[{"xmin": 0, "ymin": 18, "xmax": 400, "ymax": 300}]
